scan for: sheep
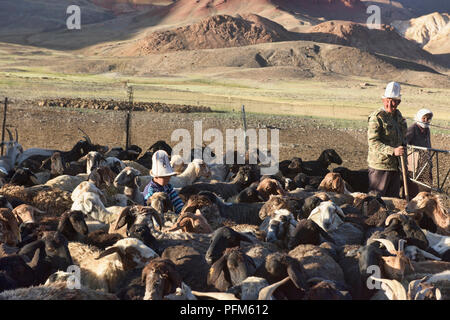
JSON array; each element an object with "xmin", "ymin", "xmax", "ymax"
[
  {"xmin": 207, "ymin": 247, "xmax": 256, "ymax": 292},
  {"xmin": 85, "ymin": 229, "xmax": 123, "ymax": 250},
  {"xmin": 256, "ymin": 178, "xmax": 286, "ymax": 201},
  {"xmin": 147, "ymin": 140, "xmax": 172, "ymax": 156},
  {"xmin": 301, "ymin": 149, "xmax": 343, "ymax": 177},
  {"xmin": 69, "ymin": 238, "xmax": 158, "ymax": 293},
  {"xmin": 227, "ymin": 276, "xmax": 269, "ymax": 300},
  {"xmin": 261, "ymin": 209, "xmax": 297, "ymax": 249},
  {"xmin": 11, "ymin": 204, "xmax": 42, "ymax": 225},
  {"xmin": 406, "ymin": 192, "xmax": 450, "ymax": 235},
  {"xmin": 278, "ymin": 157, "xmax": 303, "ymax": 179},
  {"xmin": 111, "ymin": 205, "xmax": 163, "ymax": 236},
  {"xmin": 167, "ymin": 209, "xmax": 213, "ymax": 234},
  {"xmin": 235, "ymin": 182, "xmax": 264, "ymax": 203},
  {"xmin": 113, "ymin": 167, "xmax": 144, "ymax": 205},
  {"xmin": 18, "ymin": 231, "xmax": 74, "ymax": 285},
  {"xmin": 318, "ymin": 172, "xmax": 351, "ymax": 195},
  {"xmin": 9, "ymin": 168, "xmax": 39, "ymax": 187},
  {"xmin": 258, "ymin": 195, "xmax": 302, "ymax": 221},
  {"xmin": 122, "ymin": 160, "xmax": 149, "ymax": 176},
  {"xmin": 0, "ymin": 208, "xmax": 21, "ymax": 246},
  {"xmin": 71, "ymin": 191, "xmax": 116, "ymax": 224},
  {"xmin": 170, "ymin": 155, "xmax": 187, "ymax": 174},
  {"xmin": 0, "ymin": 250, "xmax": 39, "ymax": 290},
  {"xmin": 332, "ymin": 167, "xmax": 369, "ymax": 193},
  {"xmin": 141, "ymin": 258, "xmax": 182, "ymax": 300},
  {"xmin": 71, "ymin": 181, "xmax": 106, "ymax": 204},
  {"xmin": 292, "ymin": 173, "xmax": 323, "ymax": 190},
  {"xmin": 198, "ymin": 163, "xmax": 230, "ymax": 182},
  {"xmin": 48, "ymin": 151, "xmax": 85, "ymax": 177},
  {"xmin": 56, "ymin": 210, "xmax": 89, "ymax": 242},
  {"xmin": 45, "ymin": 175, "xmax": 86, "ymax": 193},
  {"xmin": 370, "ymin": 276, "xmax": 442, "ymax": 300},
  {"xmin": 288, "ymin": 244, "xmax": 346, "ymax": 284},
  {"xmin": 0, "ymin": 282, "xmax": 118, "ymax": 300},
  {"xmin": 104, "ymin": 157, "xmax": 126, "ymax": 175},
  {"xmin": 287, "ymin": 219, "xmax": 334, "ymax": 250},
  {"xmin": 147, "ymin": 192, "xmax": 172, "ymax": 216},
  {"xmin": 197, "ymin": 191, "xmax": 263, "ymax": 226},
  {"xmin": 308, "ymin": 201, "xmax": 345, "ymax": 232},
  {"xmin": 169, "ymin": 159, "xmax": 211, "ymax": 188},
  {"xmin": 178, "ymin": 165, "xmax": 259, "ymax": 202}
]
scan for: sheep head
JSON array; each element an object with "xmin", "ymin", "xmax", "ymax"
[
  {"xmin": 257, "ymin": 178, "xmax": 286, "ymax": 201},
  {"xmin": 114, "ymin": 205, "xmax": 163, "ymax": 233},
  {"xmin": 192, "ymin": 158, "xmax": 211, "ymax": 179},
  {"xmin": 12, "ymin": 204, "xmax": 40, "ymax": 225},
  {"xmin": 406, "ymin": 192, "xmax": 450, "ymax": 235},
  {"xmin": 265, "ymin": 209, "xmax": 297, "ymax": 248},
  {"xmin": 113, "ymin": 167, "xmax": 141, "ymax": 188},
  {"xmin": 318, "ymin": 173, "xmax": 345, "ymax": 194},
  {"xmin": 307, "ymin": 201, "xmax": 345, "ymax": 232},
  {"xmin": 168, "ymin": 209, "xmax": 213, "ymax": 234},
  {"xmin": 0, "ymin": 208, "xmax": 21, "ymax": 246},
  {"xmin": 170, "ymin": 155, "xmax": 187, "ymax": 174},
  {"xmin": 97, "ymin": 238, "xmax": 158, "ymax": 270},
  {"xmin": 142, "ymin": 258, "xmax": 182, "ymax": 300}
]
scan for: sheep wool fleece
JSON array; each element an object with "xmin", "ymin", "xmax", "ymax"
[
  {"xmin": 143, "ymin": 180, "xmax": 184, "ymax": 214},
  {"xmin": 367, "ymin": 107, "xmax": 407, "ymax": 171}
]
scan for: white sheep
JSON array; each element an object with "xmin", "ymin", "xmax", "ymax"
[
  {"xmin": 71, "ymin": 191, "xmax": 117, "ymax": 224},
  {"xmin": 421, "ymin": 229, "xmax": 450, "ymax": 256},
  {"xmin": 169, "ymin": 159, "xmax": 211, "ymax": 188},
  {"xmin": 67, "ymin": 238, "xmax": 158, "ymax": 293},
  {"xmin": 308, "ymin": 201, "xmax": 345, "ymax": 232},
  {"xmin": 45, "ymin": 175, "xmax": 86, "ymax": 193}
]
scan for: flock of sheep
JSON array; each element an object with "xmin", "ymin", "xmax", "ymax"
[{"xmin": 0, "ymin": 128, "xmax": 449, "ymax": 300}]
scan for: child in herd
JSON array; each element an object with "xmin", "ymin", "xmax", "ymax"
[{"xmin": 142, "ymin": 150, "xmax": 184, "ymax": 214}]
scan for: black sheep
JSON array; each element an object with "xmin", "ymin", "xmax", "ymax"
[
  {"xmin": 332, "ymin": 167, "xmax": 369, "ymax": 193},
  {"xmin": 301, "ymin": 149, "xmax": 343, "ymax": 177}
]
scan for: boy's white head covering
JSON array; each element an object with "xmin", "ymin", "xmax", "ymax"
[
  {"xmin": 382, "ymin": 82, "xmax": 401, "ymax": 99},
  {"xmin": 415, "ymin": 108, "xmax": 433, "ymax": 128},
  {"xmin": 150, "ymin": 150, "xmax": 177, "ymax": 177}
]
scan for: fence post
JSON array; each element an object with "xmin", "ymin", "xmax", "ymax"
[{"xmin": 1, "ymin": 97, "xmax": 7, "ymax": 156}]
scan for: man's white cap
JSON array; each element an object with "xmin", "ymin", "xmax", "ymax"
[
  {"xmin": 382, "ymin": 81, "xmax": 401, "ymax": 99},
  {"xmin": 150, "ymin": 150, "xmax": 177, "ymax": 177}
]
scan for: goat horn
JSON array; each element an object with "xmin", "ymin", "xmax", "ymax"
[
  {"xmin": 258, "ymin": 276, "xmax": 291, "ymax": 300},
  {"xmin": 371, "ymin": 277, "xmax": 407, "ymax": 300},
  {"xmin": 190, "ymin": 291, "xmax": 239, "ymax": 300},
  {"xmin": 78, "ymin": 128, "xmax": 92, "ymax": 144},
  {"xmin": 373, "ymin": 238, "xmax": 397, "ymax": 255},
  {"xmin": 385, "ymin": 213, "xmax": 406, "ymax": 227},
  {"xmin": 96, "ymin": 246, "xmax": 121, "ymax": 260},
  {"xmin": 6, "ymin": 128, "xmax": 13, "ymax": 141}
]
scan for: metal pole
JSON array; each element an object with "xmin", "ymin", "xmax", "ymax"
[
  {"xmin": 1, "ymin": 97, "xmax": 7, "ymax": 156},
  {"xmin": 241, "ymin": 105, "xmax": 248, "ymax": 153}
]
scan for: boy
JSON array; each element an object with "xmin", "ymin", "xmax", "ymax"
[{"xmin": 143, "ymin": 150, "xmax": 184, "ymax": 214}]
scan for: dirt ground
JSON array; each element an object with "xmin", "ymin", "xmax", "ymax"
[{"xmin": 6, "ymin": 101, "xmax": 449, "ymax": 177}]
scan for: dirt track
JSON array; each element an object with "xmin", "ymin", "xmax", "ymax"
[{"xmin": 4, "ymin": 101, "xmax": 450, "ymax": 179}]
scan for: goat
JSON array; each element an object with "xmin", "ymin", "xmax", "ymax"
[
  {"xmin": 332, "ymin": 167, "xmax": 369, "ymax": 193},
  {"xmin": 169, "ymin": 159, "xmax": 211, "ymax": 188},
  {"xmin": 57, "ymin": 210, "xmax": 89, "ymax": 242},
  {"xmin": 114, "ymin": 167, "xmax": 144, "ymax": 205},
  {"xmin": 318, "ymin": 172, "xmax": 351, "ymax": 195},
  {"xmin": 301, "ymin": 149, "xmax": 343, "ymax": 177},
  {"xmin": 278, "ymin": 157, "xmax": 303, "ymax": 179},
  {"xmin": 261, "ymin": 209, "xmax": 297, "ymax": 249},
  {"xmin": 9, "ymin": 168, "xmax": 39, "ymax": 187},
  {"xmin": 112, "ymin": 205, "xmax": 163, "ymax": 236},
  {"xmin": 406, "ymin": 192, "xmax": 450, "ymax": 236},
  {"xmin": 0, "ymin": 128, "xmax": 23, "ymax": 177},
  {"xmin": 71, "ymin": 191, "xmax": 116, "ymax": 224}
]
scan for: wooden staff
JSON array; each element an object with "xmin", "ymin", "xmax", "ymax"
[{"xmin": 399, "ymin": 147, "xmax": 409, "ymax": 202}]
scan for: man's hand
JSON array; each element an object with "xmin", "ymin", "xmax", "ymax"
[{"xmin": 394, "ymin": 146, "xmax": 405, "ymax": 156}]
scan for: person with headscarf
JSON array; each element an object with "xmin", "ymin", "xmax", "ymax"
[{"xmin": 406, "ymin": 108, "xmax": 433, "ymax": 197}]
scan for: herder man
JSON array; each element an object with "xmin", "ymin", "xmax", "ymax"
[{"xmin": 367, "ymin": 82, "xmax": 407, "ymax": 198}]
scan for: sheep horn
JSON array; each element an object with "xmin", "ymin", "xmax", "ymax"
[
  {"xmin": 371, "ymin": 277, "xmax": 407, "ymax": 300},
  {"xmin": 96, "ymin": 246, "xmax": 121, "ymax": 260},
  {"xmin": 258, "ymin": 276, "xmax": 291, "ymax": 300},
  {"xmin": 190, "ymin": 291, "xmax": 239, "ymax": 300},
  {"xmin": 372, "ymin": 238, "xmax": 398, "ymax": 255},
  {"xmin": 6, "ymin": 128, "xmax": 13, "ymax": 141}
]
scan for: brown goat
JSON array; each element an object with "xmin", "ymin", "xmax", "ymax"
[
  {"xmin": 257, "ymin": 178, "xmax": 285, "ymax": 201},
  {"xmin": 406, "ymin": 192, "xmax": 450, "ymax": 235},
  {"xmin": 0, "ymin": 208, "xmax": 21, "ymax": 246},
  {"xmin": 147, "ymin": 192, "xmax": 172, "ymax": 215}
]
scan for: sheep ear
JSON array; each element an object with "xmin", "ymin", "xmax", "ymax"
[
  {"xmin": 286, "ymin": 260, "xmax": 308, "ymax": 289},
  {"xmin": 114, "ymin": 207, "xmax": 133, "ymax": 230},
  {"xmin": 208, "ymin": 255, "xmax": 227, "ymax": 285},
  {"xmin": 96, "ymin": 247, "xmax": 121, "ymax": 260}
]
